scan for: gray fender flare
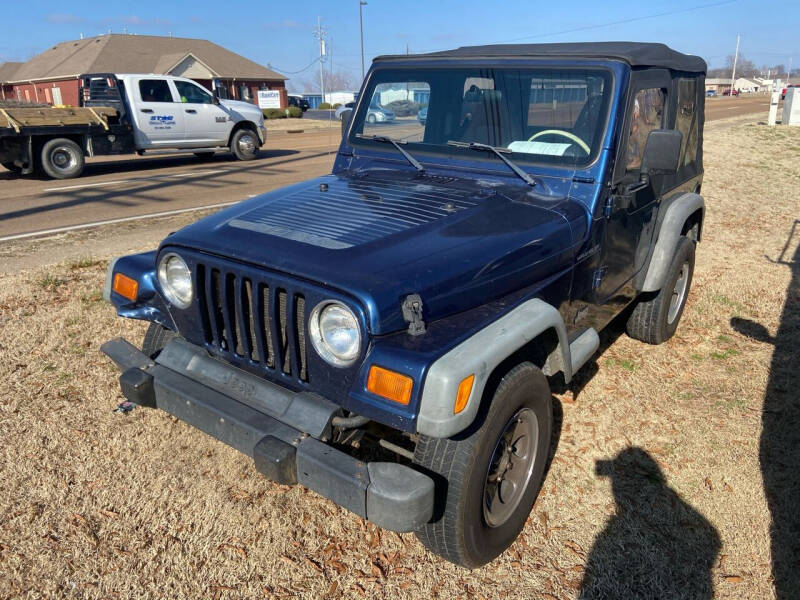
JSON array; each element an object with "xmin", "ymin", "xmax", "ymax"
[
  {"xmin": 416, "ymin": 298, "xmax": 572, "ymax": 438},
  {"xmin": 641, "ymin": 192, "xmax": 704, "ymax": 292}
]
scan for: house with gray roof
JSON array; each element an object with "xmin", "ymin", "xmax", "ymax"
[{"xmin": 0, "ymin": 34, "xmax": 287, "ymax": 107}]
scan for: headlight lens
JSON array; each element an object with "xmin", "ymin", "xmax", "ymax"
[
  {"xmin": 157, "ymin": 252, "xmax": 193, "ymax": 309},
  {"xmin": 309, "ymin": 302, "xmax": 361, "ymax": 367}
]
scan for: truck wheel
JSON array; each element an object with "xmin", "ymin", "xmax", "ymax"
[
  {"xmin": 626, "ymin": 236, "xmax": 695, "ymax": 344},
  {"xmin": 230, "ymin": 128, "xmax": 259, "ymax": 161},
  {"xmin": 413, "ymin": 362, "xmax": 552, "ymax": 568},
  {"xmin": 40, "ymin": 138, "xmax": 84, "ymax": 179},
  {"xmin": 2, "ymin": 162, "xmax": 22, "ymax": 174},
  {"xmin": 142, "ymin": 323, "xmax": 178, "ymax": 358}
]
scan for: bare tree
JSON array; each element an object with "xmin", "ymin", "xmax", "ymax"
[{"xmin": 299, "ymin": 70, "xmax": 358, "ymax": 94}]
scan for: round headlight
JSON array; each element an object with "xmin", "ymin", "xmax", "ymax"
[
  {"xmin": 157, "ymin": 252, "xmax": 193, "ymax": 309},
  {"xmin": 309, "ymin": 302, "xmax": 361, "ymax": 367}
]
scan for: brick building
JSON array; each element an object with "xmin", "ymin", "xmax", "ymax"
[{"xmin": 0, "ymin": 34, "xmax": 287, "ymax": 107}]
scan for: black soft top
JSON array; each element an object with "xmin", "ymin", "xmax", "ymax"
[{"xmin": 374, "ymin": 42, "xmax": 706, "ymax": 73}]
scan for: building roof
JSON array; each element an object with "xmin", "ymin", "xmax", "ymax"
[
  {"xmin": 7, "ymin": 34, "xmax": 285, "ymax": 83},
  {"xmin": 705, "ymin": 78, "xmax": 732, "ymax": 85},
  {"xmin": 376, "ymin": 42, "xmax": 707, "ymax": 73},
  {"xmin": 0, "ymin": 62, "xmax": 22, "ymax": 83}
]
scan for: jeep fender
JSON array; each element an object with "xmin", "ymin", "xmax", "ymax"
[
  {"xmin": 417, "ymin": 299, "xmax": 573, "ymax": 438},
  {"xmin": 640, "ymin": 192, "xmax": 704, "ymax": 292}
]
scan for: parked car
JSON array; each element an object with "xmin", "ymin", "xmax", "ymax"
[
  {"xmin": 1, "ymin": 73, "xmax": 265, "ymax": 179},
  {"xmin": 335, "ymin": 101, "xmax": 356, "ymax": 120},
  {"xmin": 102, "ymin": 42, "xmax": 706, "ymax": 569},
  {"xmin": 722, "ymin": 89, "xmax": 739, "ymax": 96},
  {"xmin": 366, "ymin": 103, "xmax": 395, "ymax": 123},
  {"xmin": 417, "ymin": 105, "xmax": 428, "ymax": 123},
  {"xmin": 782, "ymin": 84, "xmax": 798, "ymax": 100},
  {"xmin": 705, "ymin": 89, "xmax": 717, "ymax": 97},
  {"xmin": 288, "ymin": 95, "xmax": 310, "ymax": 111}
]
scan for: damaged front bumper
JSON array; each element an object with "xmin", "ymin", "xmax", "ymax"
[{"xmin": 100, "ymin": 337, "xmax": 434, "ymax": 533}]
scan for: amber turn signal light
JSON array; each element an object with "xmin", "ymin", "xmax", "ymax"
[
  {"xmin": 112, "ymin": 272, "xmax": 138, "ymax": 301},
  {"xmin": 454, "ymin": 374, "xmax": 475, "ymax": 414},
  {"xmin": 367, "ymin": 365, "xmax": 413, "ymax": 405}
]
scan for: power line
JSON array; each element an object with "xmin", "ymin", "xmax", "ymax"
[{"xmin": 268, "ymin": 56, "xmax": 321, "ymax": 75}]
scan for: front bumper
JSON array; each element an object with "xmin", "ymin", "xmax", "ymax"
[{"xmin": 100, "ymin": 337, "xmax": 433, "ymax": 533}]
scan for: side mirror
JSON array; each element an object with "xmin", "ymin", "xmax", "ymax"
[
  {"xmin": 341, "ymin": 109, "xmax": 353, "ymax": 137},
  {"xmin": 641, "ymin": 129, "xmax": 682, "ymax": 175},
  {"xmin": 212, "ymin": 78, "xmax": 223, "ymax": 104}
]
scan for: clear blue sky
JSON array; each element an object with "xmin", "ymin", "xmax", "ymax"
[{"xmin": 2, "ymin": 0, "xmax": 798, "ymax": 91}]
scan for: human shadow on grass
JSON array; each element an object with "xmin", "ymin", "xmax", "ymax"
[
  {"xmin": 731, "ymin": 219, "xmax": 800, "ymax": 600},
  {"xmin": 578, "ymin": 447, "xmax": 721, "ymax": 599}
]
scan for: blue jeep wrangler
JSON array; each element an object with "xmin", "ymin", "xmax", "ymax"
[{"xmin": 102, "ymin": 42, "xmax": 706, "ymax": 568}]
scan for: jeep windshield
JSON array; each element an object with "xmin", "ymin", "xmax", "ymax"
[{"xmin": 348, "ymin": 66, "xmax": 612, "ymax": 170}]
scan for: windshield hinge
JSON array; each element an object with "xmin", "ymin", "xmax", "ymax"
[
  {"xmin": 603, "ymin": 196, "xmax": 615, "ymax": 218},
  {"xmin": 402, "ymin": 294, "xmax": 426, "ymax": 336}
]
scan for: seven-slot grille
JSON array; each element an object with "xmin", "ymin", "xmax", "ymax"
[{"xmin": 195, "ymin": 263, "xmax": 308, "ymax": 382}]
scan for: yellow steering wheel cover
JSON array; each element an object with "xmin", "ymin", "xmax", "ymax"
[{"xmin": 527, "ymin": 130, "xmax": 590, "ymax": 154}]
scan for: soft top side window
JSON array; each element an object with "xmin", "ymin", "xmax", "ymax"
[
  {"xmin": 676, "ymin": 78, "xmax": 699, "ymax": 167},
  {"xmin": 625, "ymin": 88, "xmax": 665, "ymax": 172}
]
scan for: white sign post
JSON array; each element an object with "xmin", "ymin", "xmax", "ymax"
[
  {"xmin": 768, "ymin": 91, "xmax": 780, "ymax": 126},
  {"xmin": 257, "ymin": 90, "xmax": 281, "ymax": 109}
]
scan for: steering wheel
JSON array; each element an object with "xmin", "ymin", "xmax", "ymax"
[{"xmin": 528, "ymin": 130, "xmax": 590, "ymax": 154}]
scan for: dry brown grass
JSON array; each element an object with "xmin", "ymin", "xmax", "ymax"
[{"xmin": 1, "ymin": 117, "xmax": 798, "ymax": 599}]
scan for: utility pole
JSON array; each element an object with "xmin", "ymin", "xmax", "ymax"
[
  {"xmin": 313, "ymin": 17, "xmax": 327, "ymax": 104},
  {"xmin": 729, "ymin": 33, "xmax": 740, "ymax": 96},
  {"xmin": 788, "ymin": 57, "xmax": 793, "ymax": 84},
  {"xmin": 359, "ymin": 1, "xmax": 367, "ymax": 82}
]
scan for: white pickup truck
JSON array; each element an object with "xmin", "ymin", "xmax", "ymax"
[{"xmin": 0, "ymin": 73, "xmax": 267, "ymax": 179}]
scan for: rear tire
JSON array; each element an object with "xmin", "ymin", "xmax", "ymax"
[
  {"xmin": 626, "ymin": 236, "xmax": 695, "ymax": 344},
  {"xmin": 2, "ymin": 161, "xmax": 22, "ymax": 174},
  {"xmin": 142, "ymin": 323, "xmax": 178, "ymax": 359},
  {"xmin": 230, "ymin": 128, "xmax": 259, "ymax": 161},
  {"xmin": 413, "ymin": 362, "xmax": 552, "ymax": 568},
  {"xmin": 40, "ymin": 138, "xmax": 84, "ymax": 179}
]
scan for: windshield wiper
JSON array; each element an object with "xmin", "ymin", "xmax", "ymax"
[
  {"xmin": 447, "ymin": 140, "xmax": 536, "ymax": 187},
  {"xmin": 356, "ymin": 133, "xmax": 425, "ymax": 173}
]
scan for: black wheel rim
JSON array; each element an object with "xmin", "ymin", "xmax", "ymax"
[{"xmin": 483, "ymin": 407, "xmax": 539, "ymax": 528}]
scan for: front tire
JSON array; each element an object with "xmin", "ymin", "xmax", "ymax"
[
  {"xmin": 230, "ymin": 128, "xmax": 259, "ymax": 161},
  {"xmin": 142, "ymin": 323, "xmax": 178, "ymax": 359},
  {"xmin": 413, "ymin": 362, "xmax": 552, "ymax": 568},
  {"xmin": 40, "ymin": 138, "xmax": 84, "ymax": 179},
  {"xmin": 626, "ymin": 235, "xmax": 696, "ymax": 344}
]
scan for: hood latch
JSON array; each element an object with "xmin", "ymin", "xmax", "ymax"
[{"xmin": 402, "ymin": 294, "xmax": 426, "ymax": 336}]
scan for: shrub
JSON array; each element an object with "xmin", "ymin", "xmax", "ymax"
[
  {"xmin": 286, "ymin": 106, "xmax": 303, "ymax": 118},
  {"xmin": 262, "ymin": 108, "xmax": 286, "ymax": 119},
  {"xmin": 318, "ymin": 102, "xmax": 332, "ymax": 110},
  {"xmin": 332, "ymin": 103, "xmax": 342, "ymax": 109},
  {"xmin": 386, "ymin": 99, "xmax": 422, "ymax": 117}
]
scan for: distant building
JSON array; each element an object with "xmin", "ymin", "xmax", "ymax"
[
  {"xmin": 0, "ymin": 62, "xmax": 22, "ymax": 100},
  {"xmin": 734, "ymin": 78, "xmax": 760, "ymax": 93},
  {"xmin": 0, "ymin": 34, "xmax": 287, "ymax": 107},
  {"xmin": 705, "ymin": 78, "xmax": 732, "ymax": 95}
]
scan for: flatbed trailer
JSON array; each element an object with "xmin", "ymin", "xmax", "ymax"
[{"xmin": 0, "ymin": 75, "xmax": 134, "ymax": 178}]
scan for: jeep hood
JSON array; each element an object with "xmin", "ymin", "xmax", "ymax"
[{"xmin": 164, "ymin": 171, "xmax": 589, "ymax": 334}]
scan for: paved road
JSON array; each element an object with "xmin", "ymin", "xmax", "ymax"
[
  {"xmin": 0, "ymin": 95, "xmax": 771, "ymax": 241},
  {"xmin": 0, "ymin": 129, "xmax": 341, "ymax": 240}
]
